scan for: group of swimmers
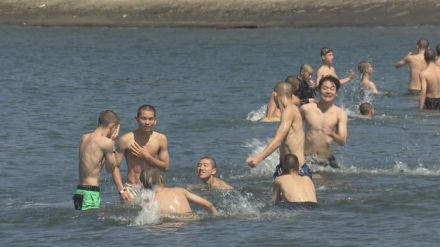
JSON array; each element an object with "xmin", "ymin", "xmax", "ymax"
[{"xmin": 74, "ymin": 39, "xmax": 440, "ymax": 216}]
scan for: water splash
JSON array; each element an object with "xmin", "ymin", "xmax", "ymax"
[
  {"xmin": 132, "ymin": 189, "xmax": 161, "ymax": 226},
  {"xmin": 246, "ymin": 104, "xmax": 267, "ymax": 122},
  {"xmin": 243, "ymin": 138, "xmax": 279, "ymax": 177}
]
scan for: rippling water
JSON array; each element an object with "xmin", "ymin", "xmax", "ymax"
[{"xmin": 1, "ymin": 25, "xmax": 440, "ymax": 246}]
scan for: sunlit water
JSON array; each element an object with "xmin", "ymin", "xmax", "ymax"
[{"xmin": 1, "ymin": 26, "xmax": 440, "ymax": 246}]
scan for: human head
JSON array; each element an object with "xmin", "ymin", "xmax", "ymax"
[
  {"xmin": 140, "ymin": 168, "xmax": 164, "ymax": 189},
  {"xmin": 357, "ymin": 61, "xmax": 373, "ymax": 75},
  {"xmin": 284, "ymin": 75, "xmax": 300, "ymax": 94},
  {"xmin": 274, "ymin": 82, "xmax": 293, "ymax": 107},
  {"xmin": 299, "ymin": 64, "xmax": 314, "ymax": 82},
  {"xmin": 98, "ymin": 110, "xmax": 119, "ymax": 137},
  {"xmin": 417, "ymin": 39, "xmax": 429, "ymax": 50},
  {"xmin": 321, "ymin": 47, "xmax": 334, "ymax": 64},
  {"xmin": 136, "ymin": 104, "xmax": 157, "ymax": 132},
  {"xmin": 424, "ymin": 49, "xmax": 436, "ymax": 64},
  {"xmin": 197, "ymin": 156, "xmax": 217, "ymax": 181},
  {"xmin": 281, "ymin": 154, "xmax": 300, "ymax": 172},
  {"xmin": 318, "ymin": 75, "xmax": 340, "ymax": 103},
  {"xmin": 359, "ymin": 102, "xmax": 374, "ymax": 118}
]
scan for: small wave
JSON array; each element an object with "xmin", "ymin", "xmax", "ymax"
[
  {"xmin": 242, "ymin": 138, "xmax": 279, "ymax": 177},
  {"xmin": 246, "ymin": 104, "xmax": 267, "ymax": 122}
]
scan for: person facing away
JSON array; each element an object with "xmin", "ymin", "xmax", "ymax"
[
  {"xmin": 247, "ymin": 82, "xmax": 312, "ymax": 178},
  {"xmin": 272, "ymin": 154, "xmax": 317, "ymax": 205},
  {"xmin": 140, "ymin": 168, "xmax": 218, "ymax": 215},
  {"xmin": 73, "ymin": 110, "xmax": 122, "ymax": 210},
  {"xmin": 297, "ymin": 64, "xmax": 317, "ymax": 105},
  {"xmin": 359, "ymin": 102, "xmax": 375, "ymax": 119},
  {"xmin": 395, "ymin": 38, "xmax": 429, "ymax": 94},
  {"xmin": 358, "ymin": 61, "xmax": 378, "ymax": 94},
  {"xmin": 263, "ymin": 76, "xmax": 301, "ymax": 122},
  {"xmin": 113, "ymin": 104, "xmax": 170, "ymax": 201},
  {"xmin": 301, "ymin": 75, "xmax": 348, "ymax": 168},
  {"xmin": 419, "ymin": 49, "xmax": 440, "ymax": 110},
  {"xmin": 197, "ymin": 156, "xmax": 233, "ymax": 190},
  {"xmin": 316, "ymin": 47, "xmax": 356, "ymax": 85}
]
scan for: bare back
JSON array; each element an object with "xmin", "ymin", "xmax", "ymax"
[
  {"xmin": 273, "ymin": 174, "xmax": 317, "ymax": 203},
  {"xmin": 407, "ymin": 54, "xmax": 428, "ymax": 91},
  {"xmin": 154, "ymin": 187, "xmax": 193, "ymax": 214},
  {"xmin": 280, "ymin": 104, "xmax": 305, "ymax": 165},
  {"xmin": 423, "ymin": 65, "xmax": 440, "ymax": 98}
]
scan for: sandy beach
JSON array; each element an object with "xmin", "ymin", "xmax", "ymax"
[{"xmin": 0, "ymin": 0, "xmax": 439, "ymax": 28}]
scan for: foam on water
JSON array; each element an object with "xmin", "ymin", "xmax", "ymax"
[
  {"xmin": 132, "ymin": 189, "xmax": 161, "ymax": 226},
  {"xmin": 242, "ymin": 138, "xmax": 279, "ymax": 177},
  {"xmin": 246, "ymin": 104, "xmax": 267, "ymax": 122}
]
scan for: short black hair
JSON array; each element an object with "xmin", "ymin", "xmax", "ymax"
[
  {"xmin": 137, "ymin": 104, "xmax": 156, "ymax": 118},
  {"xmin": 199, "ymin": 156, "xmax": 216, "ymax": 168},
  {"xmin": 320, "ymin": 47, "xmax": 333, "ymax": 57},
  {"xmin": 284, "ymin": 75, "xmax": 300, "ymax": 94},
  {"xmin": 98, "ymin": 110, "xmax": 119, "ymax": 127},
  {"xmin": 417, "ymin": 39, "xmax": 429, "ymax": 50},
  {"xmin": 318, "ymin": 75, "xmax": 341, "ymax": 91},
  {"xmin": 359, "ymin": 102, "xmax": 373, "ymax": 115},
  {"xmin": 424, "ymin": 49, "xmax": 436, "ymax": 63},
  {"xmin": 281, "ymin": 154, "xmax": 300, "ymax": 172},
  {"xmin": 436, "ymin": 43, "xmax": 440, "ymax": 56}
]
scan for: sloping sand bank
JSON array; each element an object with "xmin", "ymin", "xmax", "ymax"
[{"xmin": 1, "ymin": 0, "xmax": 439, "ymax": 28}]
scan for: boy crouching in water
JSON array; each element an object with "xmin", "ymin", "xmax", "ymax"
[
  {"xmin": 140, "ymin": 168, "xmax": 218, "ymax": 215},
  {"xmin": 197, "ymin": 156, "xmax": 233, "ymax": 190},
  {"xmin": 272, "ymin": 154, "xmax": 317, "ymax": 206}
]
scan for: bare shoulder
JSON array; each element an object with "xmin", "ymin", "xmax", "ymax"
[
  {"xmin": 153, "ymin": 131, "xmax": 168, "ymax": 142},
  {"xmin": 120, "ymin": 132, "xmax": 134, "ymax": 143}
]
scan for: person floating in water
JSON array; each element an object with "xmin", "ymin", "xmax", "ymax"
[
  {"xmin": 301, "ymin": 75, "xmax": 348, "ymax": 168},
  {"xmin": 73, "ymin": 110, "xmax": 123, "ymax": 210},
  {"xmin": 317, "ymin": 47, "xmax": 356, "ymax": 85},
  {"xmin": 263, "ymin": 76, "xmax": 301, "ymax": 122},
  {"xmin": 359, "ymin": 102, "xmax": 375, "ymax": 119},
  {"xmin": 358, "ymin": 61, "xmax": 378, "ymax": 95},
  {"xmin": 247, "ymin": 82, "xmax": 312, "ymax": 178},
  {"xmin": 419, "ymin": 49, "xmax": 440, "ymax": 110},
  {"xmin": 113, "ymin": 104, "xmax": 170, "ymax": 201},
  {"xmin": 197, "ymin": 156, "xmax": 233, "ymax": 190},
  {"xmin": 140, "ymin": 168, "xmax": 218, "ymax": 215},
  {"xmin": 272, "ymin": 154, "xmax": 317, "ymax": 205},
  {"xmin": 395, "ymin": 38, "xmax": 429, "ymax": 94}
]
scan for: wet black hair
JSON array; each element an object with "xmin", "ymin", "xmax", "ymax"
[
  {"xmin": 320, "ymin": 47, "xmax": 333, "ymax": 57},
  {"xmin": 318, "ymin": 75, "xmax": 341, "ymax": 91},
  {"xmin": 137, "ymin": 104, "xmax": 156, "ymax": 118},
  {"xmin": 359, "ymin": 102, "xmax": 374, "ymax": 115},
  {"xmin": 417, "ymin": 39, "xmax": 429, "ymax": 50},
  {"xmin": 436, "ymin": 43, "xmax": 440, "ymax": 56},
  {"xmin": 424, "ymin": 49, "xmax": 436, "ymax": 63},
  {"xmin": 281, "ymin": 154, "xmax": 300, "ymax": 172},
  {"xmin": 98, "ymin": 110, "xmax": 119, "ymax": 127}
]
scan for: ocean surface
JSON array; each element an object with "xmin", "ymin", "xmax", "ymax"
[{"xmin": 1, "ymin": 25, "xmax": 440, "ymax": 246}]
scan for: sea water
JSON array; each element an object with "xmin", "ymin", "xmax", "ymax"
[{"xmin": 1, "ymin": 26, "xmax": 440, "ymax": 246}]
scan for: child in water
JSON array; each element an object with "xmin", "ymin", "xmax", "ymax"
[{"xmin": 197, "ymin": 156, "xmax": 233, "ymax": 190}]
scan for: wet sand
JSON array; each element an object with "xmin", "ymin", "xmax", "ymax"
[{"xmin": 1, "ymin": 0, "xmax": 439, "ymax": 28}]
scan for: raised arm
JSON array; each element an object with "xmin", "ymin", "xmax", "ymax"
[
  {"xmin": 184, "ymin": 189, "xmax": 218, "ymax": 215},
  {"xmin": 339, "ymin": 70, "xmax": 356, "ymax": 85},
  {"xmin": 419, "ymin": 72, "xmax": 427, "ymax": 111}
]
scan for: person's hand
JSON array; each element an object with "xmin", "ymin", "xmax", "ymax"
[
  {"xmin": 130, "ymin": 142, "xmax": 152, "ymax": 160},
  {"xmin": 111, "ymin": 124, "xmax": 120, "ymax": 141},
  {"xmin": 119, "ymin": 190, "xmax": 132, "ymax": 202},
  {"xmin": 246, "ymin": 156, "xmax": 260, "ymax": 168}
]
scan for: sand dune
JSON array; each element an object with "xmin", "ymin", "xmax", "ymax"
[{"xmin": 0, "ymin": 0, "xmax": 439, "ymax": 27}]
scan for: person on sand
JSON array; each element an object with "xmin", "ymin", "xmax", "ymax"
[
  {"xmin": 140, "ymin": 168, "xmax": 218, "ymax": 215},
  {"xmin": 247, "ymin": 82, "xmax": 312, "ymax": 178},
  {"xmin": 197, "ymin": 156, "xmax": 233, "ymax": 190},
  {"xmin": 113, "ymin": 104, "xmax": 170, "ymax": 201},
  {"xmin": 359, "ymin": 102, "xmax": 375, "ymax": 119},
  {"xmin": 301, "ymin": 75, "xmax": 348, "ymax": 168},
  {"xmin": 272, "ymin": 154, "xmax": 317, "ymax": 205},
  {"xmin": 316, "ymin": 47, "xmax": 356, "ymax": 85},
  {"xmin": 358, "ymin": 61, "xmax": 378, "ymax": 95},
  {"xmin": 419, "ymin": 50, "xmax": 440, "ymax": 111},
  {"xmin": 73, "ymin": 110, "xmax": 124, "ymax": 210},
  {"xmin": 263, "ymin": 76, "xmax": 301, "ymax": 122},
  {"xmin": 395, "ymin": 38, "xmax": 429, "ymax": 94}
]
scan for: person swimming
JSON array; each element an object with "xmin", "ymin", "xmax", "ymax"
[
  {"xmin": 197, "ymin": 156, "xmax": 233, "ymax": 190},
  {"xmin": 359, "ymin": 102, "xmax": 375, "ymax": 118}
]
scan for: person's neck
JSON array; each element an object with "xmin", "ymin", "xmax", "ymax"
[
  {"xmin": 95, "ymin": 126, "xmax": 110, "ymax": 137},
  {"xmin": 135, "ymin": 128, "xmax": 153, "ymax": 138},
  {"xmin": 318, "ymin": 100, "xmax": 333, "ymax": 112},
  {"xmin": 361, "ymin": 73, "xmax": 370, "ymax": 81},
  {"xmin": 418, "ymin": 48, "xmax": 426, "ymax": 54},
  {"xmin": 322, "ymin": 61, "xmax": 332, "ymax": 67},
  {"xmin": 203, "ymin": 176, "xmax": 216, "ymax": 187}
]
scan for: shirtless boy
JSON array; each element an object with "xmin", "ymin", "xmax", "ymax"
[
  {"xmin": 73, "ymin": 110, "xmax": 122, "ymax": 210},
  {"xmin": 395, "ymin": 39, "xmax": 429, "ymax": 94},
  {"xmin": 114, "ymin": 104, "xmax": 170, "ymax": 200},
  {"xmin": 358, "ymin": 61, "xmax": 378, "ymax": 94},
  {"xmin": 419, "ymin": 50, "xmax": 440, "ymax": 110},
  {"xmin": 301, "ymin": 75, "xmax": 348, "ymax": 168},
  {"xmin": 316, "ymin": 47, "xmax": 356, "ymax": 85},
  {"xmin": 264, "ymin": 76, "xmax": 301, "ymax": 122},
  {"xmin": 359, "ymin": 102, "xmax": 375, "ymax": 118},
  {"xmin": 197, "ymin": 156, "xmax": 233, "ymax": 190},
  {"xmin": 247, "ymin": 82, "xmax": 312, "ymax": 178},
  {"xmin": 140, "ymin": 169, "xmax": 218, "ymax": 215},
  {"xmin": 272, "ymin": 154, "xmax": 317, "ymax": 205}
]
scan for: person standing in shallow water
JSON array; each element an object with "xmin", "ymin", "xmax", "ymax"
[
  {"xmin": 316, "ymin": 47, "xmax": 356, "ymax": 85},
  {"xmin": 301, "ymin": 75, "xmax": 348, "ymax": 168},
  {"xmin": 419, "ymin": 49, "xmax": 440, "ymax": 110},
  {"xmin": 395, "ymin": 38, "xmax": 429, "ymax": 94}
]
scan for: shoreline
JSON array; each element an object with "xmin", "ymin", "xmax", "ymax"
[{"xmin": 1, "ymin": 0, "xmax": 440, "ymax": 28}]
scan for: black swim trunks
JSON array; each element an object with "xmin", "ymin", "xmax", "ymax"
[
  {"xmin": 273, "ymin": 163, "xmax": 313, "ymax": 179},
  {"xmin": 425, "ymin": 97, "xmax": 440, "ymax": 110},
  {"xmin": 274, "ymin": 201, "xmax": 318, "ymax": 210},
  {"xmin": 312, "ymin": 155, "xmax": 339, "ymax": 168}
]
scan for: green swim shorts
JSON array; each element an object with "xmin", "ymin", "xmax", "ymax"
[{"xmin": 72, "ymin": 185, "xmax": 101, "ymax": 210}]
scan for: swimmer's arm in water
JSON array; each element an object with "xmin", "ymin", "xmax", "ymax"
[
  {"xmin": 183, "ymin": 189, "xmax": 218, "ymax": 215},
  {"xmin": 322, "ymin": 111, "xmax": 348, "ymax": 146},
  {"xmin": 339, "ymin": 70, "xmax": 356, "ymax": 85},
  {"xmin": 246, "ymin": 106, "xmax": 295, "ymax": 167},
  {"xmin": 419, "ymin": 72, "xmax": 428, "ymax": 111},
  {"xmin": 130, "ymin": 135, "xmax": 170, "ymax": 172},
  {"xmin": 271, "ymin": 180, "xmax": 282, "ymax": 204}
]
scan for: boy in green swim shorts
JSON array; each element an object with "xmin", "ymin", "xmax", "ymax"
[{"xmin": 73, "ymin": 110, "xmax": 129, "ymax": 210}]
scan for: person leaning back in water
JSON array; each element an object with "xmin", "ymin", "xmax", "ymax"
[
  {"xmin": 395, "ymin": 38, "xmax": 429, "ymax": 94},
  {"xmin": 272, "ymin": 154, "xmax": 317, "ymax": 205},
  {"xmin": 197, "ymin": 156, "xmax": 233, "ymax": 190},
  {"xmin": 316, "ymin": 47, "xmax": 356, "ymax": 85},
  {"xmin": 301, "ymin": 75, "xmax": 348, "ymax": 168},
  {"xmin": 113, "ymin": 104, "xmax": 170, "ymax": 201},
  {"xmin": 263, "ymin": 76, "xmax": 301, "ymax": 122},
  {"xmin": 73, "ymin": 110, "xmax": 123, "ymax": 210},
  {"xmin": 419, "ymin": 49, "xmax": 440, "ymax": 110},
  {"xmin": 140, "ymin": 168, "xmax": 218, "ymax": 215}
]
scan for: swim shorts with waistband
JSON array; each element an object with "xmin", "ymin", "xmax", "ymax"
[
  {"xmin": 273, "ymin": 163, "xmax": 313, "ymax": 179},
  {"xmin": 72, "ymin": 185, "xmax": 101, "ymax": 210},
  {"xmin": 425, "ymin": 97, "xmax": 440, "ymax": 110}
]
